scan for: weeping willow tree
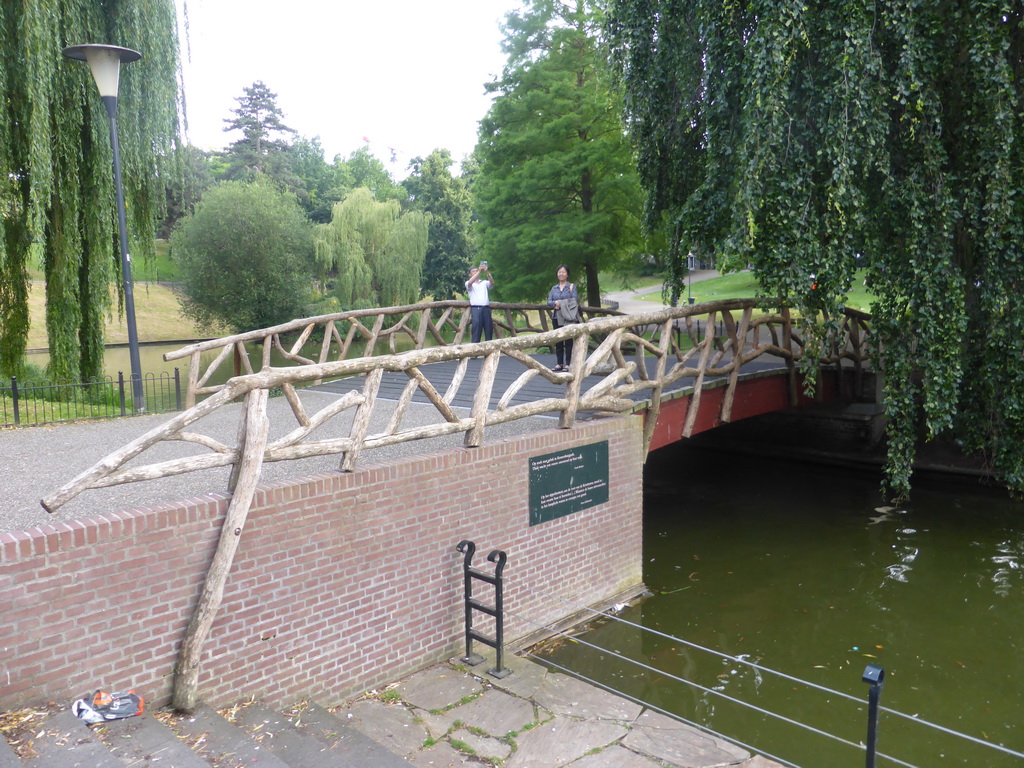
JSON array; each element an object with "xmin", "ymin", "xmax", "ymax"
[
  {"xmin": 0, "ymin": 1, "xmax": 182, "ymax": 381},
  {"xmin": 314, "ymin": 187, "xmax": 428, "ymax": 309},
  {"xmin": 607, "ymin": 1, "xmax": 1024, "ymax": 498}
]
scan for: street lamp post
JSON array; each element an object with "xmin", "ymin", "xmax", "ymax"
[{"xmin": 62, "ymin": 43, "xmax": 145, "ymax": 413}]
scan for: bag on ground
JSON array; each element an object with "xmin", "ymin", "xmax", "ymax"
[{"xmin": 72, "ymin": 689, "xmax": 144, "ymax": 724}]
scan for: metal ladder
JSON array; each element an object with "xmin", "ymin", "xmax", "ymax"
[{"xmin": 456, "ymin": 540, "xmax": 511, "ymax": 678}]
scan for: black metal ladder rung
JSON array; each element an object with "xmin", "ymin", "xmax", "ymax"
[
  {"xmin": 467, "ymin": 568, "xmax": 499, "ymax": 585},
  {"xmin": 468, "ymin": 598, "xmax": 499, "ymax": 618},
  {"xmin": 468, "ymin": 629, "xmax": 499, "ymax": 649}
]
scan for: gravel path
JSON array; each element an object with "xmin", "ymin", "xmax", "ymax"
[{"xmin": 0, "ymin": 391, "xmax": 557, "ymax": 535}]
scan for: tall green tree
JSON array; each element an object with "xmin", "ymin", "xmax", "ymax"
[
  {"xmin": 608, "ymin": 0, "xmax": 1024, "ymax": 497},
  {"xmin": 288, "ymin": 136, "xmax": 338, "ymax": 224},
  {"xmin": 405, "ymin": 149, "xmax": 474, "ymax": 300},
  {"xmin": 0, "ymin": 0, "xmax": 181, "ymax": 380},
  {"xmin": 171, "ymin": 180, "xmax": 314, "ymax": 332},
  {"xmin": 222, "ymin": 81, "xmax": 296, "ymax": 181},
  {"xmin": 473, "ymin": 0, "xmax": 646, "ymax": 306},
  {"xmin": 314, "ymin": 187, "xmax": 427, "ymax": 309},
  {"xmin": 336, "ymin": 146, "xmax": 408, "ymax": 204},
  {"xmin": 159, "ymin": 145, "xmax": 215, "ymax": 238}
]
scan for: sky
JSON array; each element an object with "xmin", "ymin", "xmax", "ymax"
[{"xmin": 175, "ymin": 0, "xmax": 520, "ymax": 176}]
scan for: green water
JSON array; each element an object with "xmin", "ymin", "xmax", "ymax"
[{"xmin": 540, "ymin": 440, "xmax": 1024, "ymax": 767}]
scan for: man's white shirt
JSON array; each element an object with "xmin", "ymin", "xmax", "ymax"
[{"xmin": 467, "ymin": 279, "xmax": 492, "ymax": 306}]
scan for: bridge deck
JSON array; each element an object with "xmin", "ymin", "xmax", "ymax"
[{"xmin": 307, "ymin": 349, "xmax": 789, "ymax": 412}]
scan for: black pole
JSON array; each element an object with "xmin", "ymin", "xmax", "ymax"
[
  {"xmin": 117, "ymin": 371, "xmax": 127, "ymax": 417},
  {"xmin": 11, "ymin": 376, "xmax": 20, "ymax": 426},
  {"xmin": 102, "ymin": 95, "xmax": 144, "ymax": 414},
  {"xmin": 456, "ymin": 540, "xmax": 483, "ymax": 665},
  {"xmin": 862, "ymin": 664, "xmax": 885, "ymax": 768},
  {"xmin": 487, "ymin": 549, "xmax": 509, "ymax": 678}
]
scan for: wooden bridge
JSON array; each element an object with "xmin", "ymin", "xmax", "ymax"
[
  {"xmin": 44, "ymin": 298, "xmax": 874, "ymax": 514},
  {"xmin": 41, "ymin": 297, "xmax": 872, "ymax": 710}
]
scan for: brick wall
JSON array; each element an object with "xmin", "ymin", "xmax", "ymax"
[{"xmin": 0, "ymin": 416, "xmax": 644, "ymax": 711}]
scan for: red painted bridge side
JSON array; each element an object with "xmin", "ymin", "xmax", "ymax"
[{"xmin": 643, "ymin": 369, "xmax": 857, "ymax": 452}]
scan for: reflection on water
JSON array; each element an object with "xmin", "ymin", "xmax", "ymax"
[
  {"xmin": 989, "ymin": 536, "xmax": 1024, "ymax": 598},
  {"xmin": 883, "ymin": 530, "xmax": 918, "ymax": 585},
  {"xmin": 539, "ymin": 438, "xmax": 1024, "ymax": 767}
]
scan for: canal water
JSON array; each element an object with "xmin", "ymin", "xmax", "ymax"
[{"xmin": 538, "ymin": 438, "xmax": 1024, "ymax": 767}]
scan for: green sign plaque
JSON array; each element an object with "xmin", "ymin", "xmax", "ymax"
[{"xmin": 528, "ymin": 441, "xmax": 609, "ymax": 525}]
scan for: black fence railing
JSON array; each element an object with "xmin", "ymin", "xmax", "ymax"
[
  {"xmin": 0, "ymin": 369, "xmax": 182, "ymax": 427},
  {"xmin": 510, "ymin": 580, "xmax": 1024, "ymax": 768}
]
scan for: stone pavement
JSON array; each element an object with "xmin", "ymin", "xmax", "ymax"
[{"xmin": 333, "ymin": 651, "xmax": 783, "ymax": 768}]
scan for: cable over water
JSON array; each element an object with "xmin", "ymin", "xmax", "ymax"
[{"xmin": 506, "ymin": 576, "xmax": 1024, "ymax": 765}]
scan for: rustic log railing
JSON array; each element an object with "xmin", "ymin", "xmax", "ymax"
[
  {"xmin": 163, "ymin": 300, "xmax": 620, "ymax": 409},
  {"xmin": 42, "ymin": 298, "xmax": 872, "ymax": 712}
]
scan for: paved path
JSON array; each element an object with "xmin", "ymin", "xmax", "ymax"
[
  {"xmin": 0, "ymin": 395, "xmax": 559, "ymax": 535},
  {"xmin": 339, "ymin": 651, "xmax": 784, "ymax": 768},
  {"xmin": 601, "ymin": 269, "xmax": 721, "ymax": 314}
]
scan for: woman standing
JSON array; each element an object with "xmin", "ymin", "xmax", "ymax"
[{"xmin": 547, "ymin": 264, "xmax": 579, "ymax": 372}]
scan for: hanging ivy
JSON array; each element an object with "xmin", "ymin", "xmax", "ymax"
[
  {"xmin": 0, "ymin": 0, "xmax": 182, "ymax": 381},
  {"xmin": 608, "ymin": 0, "xmax": 1024, "ymax": 498}
]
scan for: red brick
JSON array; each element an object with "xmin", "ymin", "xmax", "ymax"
[{"xmin": 0, "ymin": 418, "xmax": 643, "ymax": 711}]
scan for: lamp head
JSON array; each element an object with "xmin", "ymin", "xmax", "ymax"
[
  {"xmin": 62, "ymin": 44, "xmax": 141, "ymax": 98},
  {"xmin": 862, "ymin": 663, "xmax": 885, "ymax": 685}
]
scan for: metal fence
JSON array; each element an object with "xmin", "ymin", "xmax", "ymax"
[
  {"xmin": 509, "ymin": 581, "xmax": 1024, "ymax": 768},
  {"xmin": 0, "ymin": 369, "xmax": 182, "ymax": 427}
]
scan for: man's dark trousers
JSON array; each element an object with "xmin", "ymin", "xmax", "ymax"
[{"xmin": 471, "ymin": 305, "xmax": 493, "ymax": 343}]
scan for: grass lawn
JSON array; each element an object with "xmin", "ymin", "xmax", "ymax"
[
  {"xmin": 24, "ymin": 240, "xmax": 199, "ymax": 348},
  {"xmin": 641, "ymin": 269, "xmax": 875, "ymax": 311},
  {"xmin": 597, "ymin": 272, "xmax": 664, "ymax": 294},
  {"xmin": 133, "ymin": 239, "xmax": 181, "ymax": 282},
  {"xmin": 26, "ymin": 240, "xmax": 180, "ymax": 283},
  {"xmin": 26, "ymin": 281, "xmax": 208, "ymax": 348}
]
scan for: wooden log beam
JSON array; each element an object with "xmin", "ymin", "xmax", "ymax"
[
  {"xmin": 197, "ymin": 343, "xmax": 233, "ymax": 393},
  {"xmin": 282, "ymin": 382, "xmax": 310, "ymax": 428},
  {"xmin": 465, "ymin": 352, "xmax": 500, "ymax": 447},
  {"xmin": 361, "ymin": 419, "xmax": 474, "ymax": 447},
  {"xmin": 641, "ymin": 319, "xmax": 674, "ymax": 456},
  {"xmin": 683, "ymin": 311, "xmax": 718, "ymax": 438},
  {"xmin": 363, "ymin": 314, "xmax": 386, "ymax": 358},
  {"xmin": 497, "ymin": 369, "xmax": 539, "ymax": 410},
  {"xmin": 172, "ymin": 387, "xmax": 269, "ymax": 713},
  {"xmin": 482, "ymin": 397, "xmax": 567, "ymax": 425},
  {"xmin": 186, "ymin": 352, "xmax": 201, "ymax": 410},
  {"xmin": 406, "ymin": 366, "xmax": 460, "ymax": 423},
  {"xmin": 559, "ymin": 334, "xmax": 589, "ymax": 429},
  {"xmin": 387, "ymin": 377, "xmax": 420, "ymax": 435},
  {"xmin": 268, "ymin": 390, "xmax": 365, "ymax": 451},
  {"xmin": 719, "ymin": 306, "xmax": 752, "ymax": 425},
  {"xmin": 42, "ymin": 384, "xmax": 244, "ymax": 512},
  {"xmin": 81, "ymin": 452, "xmax": 239, "ymax": 488},
  {"xmin": 580, "ymin": 362, "xmax": 637, "ymax": 402},
  {"xmin": 444, "ymin": 357, "xmax": 469, "ymax": 404},
  {"xmin": 341, "ymin": 368, "xmax": 384, "ymax": 471}
]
